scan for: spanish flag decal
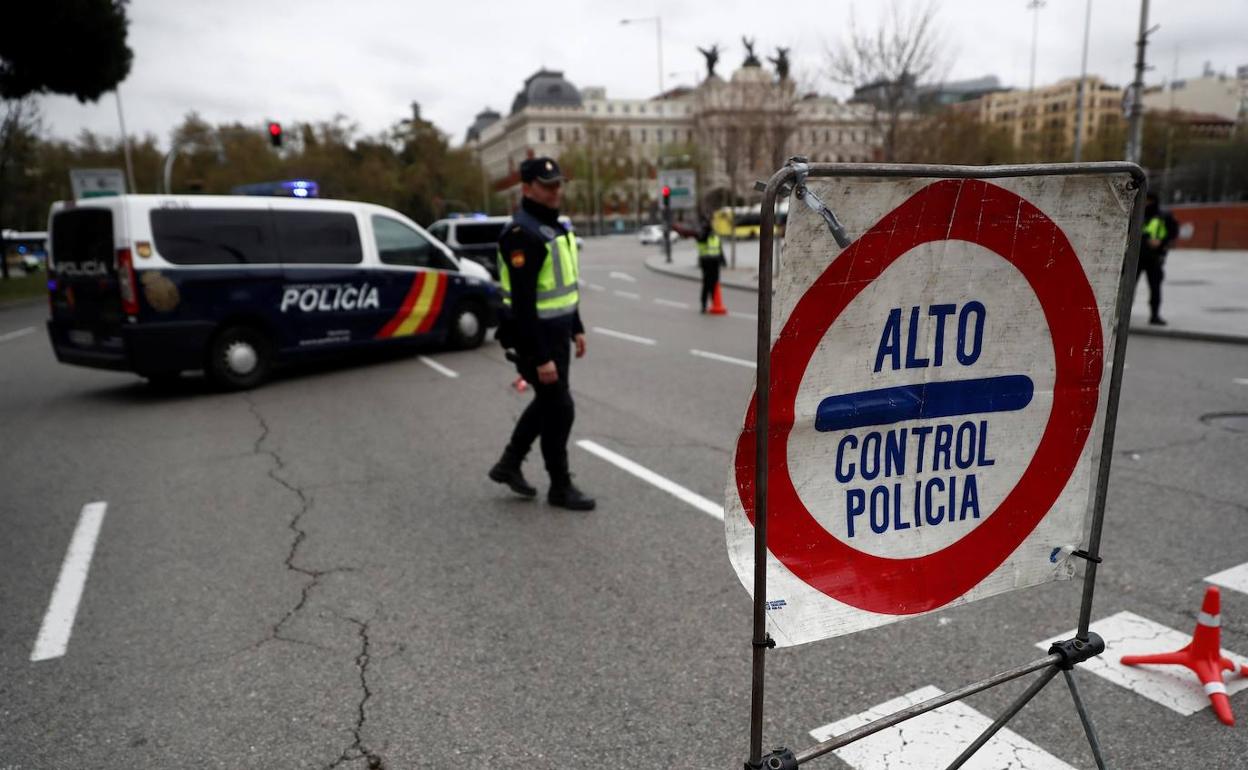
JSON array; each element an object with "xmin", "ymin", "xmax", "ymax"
[{"xmin": 376, "ymin": 272, "xmax": 447, "ymax": 339}]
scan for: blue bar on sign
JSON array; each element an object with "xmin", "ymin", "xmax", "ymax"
[{"xmin": 814, "ymin": 375, "xmax": 1034, "ymax": 432}]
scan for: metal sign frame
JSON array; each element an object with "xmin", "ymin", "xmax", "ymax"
[{"xmin": 744, "ymin": 160, "xmax": 1147, "ymax": 770}]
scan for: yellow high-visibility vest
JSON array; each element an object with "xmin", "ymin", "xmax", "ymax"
[
  {"xmin": 1143, "ymin": 216, "xmax": 1168, "ymax": 242},
  {"xmin": 697, "ymin": 233, "xmax": 723, "ymax": 258},
  {"xmin": 497, "ymin": 210, "xmax": 580, "ymax": 320}
]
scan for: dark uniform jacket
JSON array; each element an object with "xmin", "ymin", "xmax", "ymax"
[{"xmin": 497, "ymin": 197, "xmax": 584, "ymax": 365}]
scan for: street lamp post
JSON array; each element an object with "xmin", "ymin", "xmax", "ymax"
[
  {"xmin": 1072, "ymin": 0, "xmax": 1093, "ymax": 162},
  {"xmin": 620, "ymin": 15, "xmax": 670, "ymax": 261}
]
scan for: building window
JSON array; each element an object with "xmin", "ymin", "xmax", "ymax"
[
  {"xmin": 538, "ymin": 127, "xmax": 546, "ymax": 142},
  {"xmin": 824, "ymin": 129, "xmax": 830, "ymax": 143},
  {"xmin": 573, "ymin": 127, "xmax": 580, "ymax": 141},
  {"xmin": 623, "ymin": 104, "xmax": 630, "ymax": 114},
  {"xmin": 607, "ymin": 104, "xmax": 614, "ymax": 114},
  {"xmin": 687, "ymin": 129, "xmax": 692, "ymax": 142},
  {"xmin": 608, "ymin": 128, "xmax": 616, "ymax": 140},
  {"xmin": 641, "ymin": 129, "xmax": 647, "ymax": 143},
  {"xmin": 656, "ymin": 129, "xmax": 663, "ymax": 142},
  {"xmin": 555, "ymin": 127, "xmax": 562, "ymax": 142},
  {"xmin": 640, "ymin": 105, "xmax": 646, "ymax": 114},
  {"xmin": 590, "ymin": 105, "xmax": 598, "ymax": 113}
]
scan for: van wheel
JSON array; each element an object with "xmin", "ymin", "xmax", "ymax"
[
  {"xmin": 447, "ymin": 302, "xmax": 486, "ymax": 349},
  {"xmin": 207, "ymin": 325, "xmax": 272, "ymax": 390}
]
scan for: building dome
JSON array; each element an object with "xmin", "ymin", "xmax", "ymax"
[
  {"xmin": 510, "ymin": 69, "xmax": 583, "ymax": 115},
  {"xmin": 465, "ymin": 108, "xmax": 501, "ymax": 143}
]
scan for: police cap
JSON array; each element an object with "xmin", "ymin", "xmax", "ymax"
[{"xmin": 520, "ymin": 157, "xmax": 563, "ymax": 185}]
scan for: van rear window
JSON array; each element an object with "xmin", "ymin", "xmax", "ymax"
[
  {"xmin": 273, "ymin": 211, "xmax": 362, "ymax": 264},
  {"xmin": 52, "ymin": 209, "xmax": 114, "ymax": 270},
  {"xmin": 151, "ymin": 209, "xmax": 278, "ymax": 265}
]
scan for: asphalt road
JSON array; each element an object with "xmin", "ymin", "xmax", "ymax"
[{"xmin": 1, "ymin": 236, "xmax": 1246, "ymax": 769}]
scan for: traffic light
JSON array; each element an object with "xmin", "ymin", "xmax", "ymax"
[
  {"xmin": 661, "ymin": 185, "xmax": 671, "ymax": 208},
  {"xmin": 267, "ymin": 121, "xmax": 283, "ymax": 148}
]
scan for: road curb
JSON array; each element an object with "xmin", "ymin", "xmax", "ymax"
[
  {"xmin": 642, "ymin": 257, "xmax": 760, "ymax": 291},
  {"xmin": 644, "ymin": 257, "xmax": 1248, "ymax": 345},
  {"xmin": 1128, "ymin": 325, "xmax": 1248, "ymax": 346}
]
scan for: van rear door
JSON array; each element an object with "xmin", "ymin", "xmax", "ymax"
[{"xmin": 47, "ymin": 205, "xmax": 127, "ymax": 356}]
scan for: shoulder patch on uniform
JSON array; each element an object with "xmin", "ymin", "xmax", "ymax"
[{"xmin": 509, "ymin": 250, "xmax": 526, "ymax": 268}]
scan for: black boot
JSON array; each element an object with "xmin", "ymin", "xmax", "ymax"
[
  {"xmin": 548, "ymin": 475, "xmax": 596, "ymax": 511},
  {"xmin": 489, "ymin": 451, "xmax": 537, "ymax": 498}
]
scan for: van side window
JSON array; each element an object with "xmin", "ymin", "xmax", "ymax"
[
  {"xmin": 454, "ymin": 222, "xmax": 506, "ymax": 245},
  {"xmin": 372, "ymin": 216, "xmax": 455, "ymax": 270},
  {"xmin": 274, "ymin": 211, "xmax": 363, "ymax": 264},
  {"xmin": 151, "ymin": 209, "xmax": 278, "ymax": 265},
  {"xmin": 427, "ymin": 222, "xmax": 449, "ymax": 243}
]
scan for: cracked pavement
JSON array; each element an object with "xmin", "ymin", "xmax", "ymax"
[{"xmin": 1, "ymin": 237, "xmax": 1246, "ymax": 768}]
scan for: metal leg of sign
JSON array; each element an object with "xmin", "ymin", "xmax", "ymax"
[
  {"xmin": 739, "ymin": 162, "xmax": 1146, "ymax": 770},
  {"xmin": 945, "ymin": 666, "xmax": 1062, "ymax": 770},
  {"xmin": 1063, "ymin": 669, "xmax": 1108, "ymax": 770}
]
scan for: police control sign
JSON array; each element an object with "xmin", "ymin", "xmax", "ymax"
[{"xmin": 725, "ymin": 173, "xmax": 1138, "ymax": 646}]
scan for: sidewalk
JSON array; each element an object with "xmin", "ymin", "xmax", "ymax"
[{"xmin": 646, "ymin": 245, "xmax": 1248, "ymax": 345}]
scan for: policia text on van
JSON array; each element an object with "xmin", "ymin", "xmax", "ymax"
[{"xmin": 45, "ymin": 195, "xmax": 502, "ymax": 389}]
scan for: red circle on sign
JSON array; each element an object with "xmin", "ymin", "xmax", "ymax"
[{"xmin": 734, "ymin": 178, "xmax": 1103, "ymax": 615}]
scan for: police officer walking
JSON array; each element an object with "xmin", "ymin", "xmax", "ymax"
[
  {"xmin": 489, "ymin": 157, "xmax": 596, "ymax": 511},
  {"xmin": 675, "ymin": 215, "xmax": 726, "ymax": 312},
  {"xmin": 1139, "ymin": 192, "xmax": 1179, "ymax": 326}
]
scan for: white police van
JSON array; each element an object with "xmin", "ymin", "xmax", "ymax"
[{"xmin": 46, "ymin": 195, "xmax": 502, "ymax": 389}]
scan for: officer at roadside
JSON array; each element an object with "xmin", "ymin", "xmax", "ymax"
[
  {"xmin": 488, "ymin": 157, "xmax": 596, "ymax": 511},
  {"xmin": 1139, "ymin": 191, "xmax": 1179, "ymax": 326},
  {"xmin": 674, "ymin": 214, "xmax": 726, "ymax": 312}
]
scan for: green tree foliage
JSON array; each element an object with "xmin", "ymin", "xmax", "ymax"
[
  {"xmin": 1, "ymin": 0, "xmax": 133, "ymax": 102},
  {"xmin": 3, "ymin": 105, "xmax": 487, "ymax": 233},
  {"xmin": 1, "ymin": 0, "xmax": 134, "ymax": 278},
  {"xmin": 894, "ymin": 107, "xmax": 1016, "ymax": 164}
]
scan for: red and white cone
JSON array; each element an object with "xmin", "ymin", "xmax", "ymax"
[
  {"xmin": 708, "ymin": 282, "xmax": 728, "ymax": 315},
  {"xmin": 1120, "ymin": 586, "xmax": 1248, "ymax": 725},
  {"xmin": 512, "ymin": 376, "xmax": 528, "ymax": 393}
]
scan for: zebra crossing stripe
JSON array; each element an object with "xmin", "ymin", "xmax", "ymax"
[
  {"xmin": 1205, "ymin": 562, "xmax": 1248, "ymax": 595},
  {"xmin": 808, "ymin": 685, "xmax": 1077, "ymax": 769},
  {"xmin": 1037, "ymin": 612, "xmax": 1248, "ymax": 716}
]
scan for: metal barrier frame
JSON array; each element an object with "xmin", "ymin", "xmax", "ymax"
[{"xmin": 745, "ymin": 161, "xmax": 1148, "ymax": 770}]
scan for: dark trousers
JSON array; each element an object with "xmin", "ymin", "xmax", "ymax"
[
  {"xmin": 506, "ymin": 338, "xmax": 574, "ymax": 483},
  {"xmin": 699, "ymin": 257, "xmax": 721, "ymax": 309},
  {"xmin": 1136, "ymin": 251, "xmax": 1165, "ymax": 318}
]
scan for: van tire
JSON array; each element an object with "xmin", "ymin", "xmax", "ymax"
[
  {"xmin": 207, "ymin": 325, "xmax": 272, "ymax": 390},
  {"xmin": 446, "ymin": 302, "xmax": 486, "ymax": 349}
]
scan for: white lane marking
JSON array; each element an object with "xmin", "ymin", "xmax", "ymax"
[
  {"xmin": 809, "ymin": 685, "xmax": 1076, "ymax": 769},
  {"xmin": 0, "ymin": 326, "xmax": 36, "ymax": 344},
  {"xmin": 591, "ymin": 326, "xmax": 656, "ymax": 346},
  {"xmin": 1038, "ymin": 612, "xmax": 1248, "ymax": 716},
  {"xmin": 32, "ymin": 502, "xmax": 109, "ymax": 662},
  {"xmin": 581, "ymin": 281, "xmax": 607, "ymax": 292},
  {"xmin": 613, "ymin": 290, "xmax": 641, "ymax": 300},
  {"xmin": 1234, "ymin": 378, "xmax": 1248, "ymax": 386},
  {"xmin": 608, "ymin": 271, "xmax": 637, "ymax": 283},
  {"xmin": 690, "ymin": 349, "xmax": 756, "ymax": 369},
  {"xmin": 1206, "ymin": 562, "xmax": 1248, "ymax": 595},
  {"xmin": 577, "ymin": 440, "xmax": 723, "ymax": 521},
  {"xmin": 418, "ymin": 356, "xmax": 459, "ymax": 378},
  {"xmin": 653, "ymin": 298, "xmax": 691, "ymax": 309},
  {"xmin": 729, "ymin": 311, "xmax": 757, "ymax": 321}
]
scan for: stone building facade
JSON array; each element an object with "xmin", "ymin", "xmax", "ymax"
[{"xmin": 464, "ymin": 60, "xmax": 881, "ymax": 219}]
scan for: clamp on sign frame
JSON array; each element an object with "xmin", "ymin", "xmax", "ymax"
[{"xmin": 742, "ymin": 160, "xmax": 1147, "ymax": 770}]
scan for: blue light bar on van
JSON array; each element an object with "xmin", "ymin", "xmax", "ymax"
[{"xmin": 231, "ymin": 180, "xmax": 320, "ymax": 198}]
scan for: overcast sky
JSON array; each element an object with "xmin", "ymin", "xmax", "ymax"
[{"xmin": 36, "ymin": 0, "xmax": 1247, "ymax": 149}]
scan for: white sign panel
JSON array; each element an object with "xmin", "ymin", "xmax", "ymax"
[
  {"xmin": 725, "ymin": 173, "xmax": 1137, "ymax": 646},
  {"xmin": 70, "ymin": 168, "xmax": 126, "ymax": 199},
  {"xmin": 658, "ymin": 168, "xmax": 697, "ymax": 210}
]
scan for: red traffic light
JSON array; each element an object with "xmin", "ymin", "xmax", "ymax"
[
  {"xmin": 661, "ymin": 185, "xmax": 671, "ymax": 198},
  {"xmin": 267, "ymin": 121, "xmax": 283, "ymax": 147}
]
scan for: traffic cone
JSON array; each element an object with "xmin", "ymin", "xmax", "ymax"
[
  {"xmin": 708, "ymin": 282, "xmax": 728, "ymax": 315},
  {"xmin": 1120, "ymin": 586, "xmax": 1248, "ymax": 725},
  {"xmin": 512, "ymin": 375, "xmax": 527, "ymax": 393}
]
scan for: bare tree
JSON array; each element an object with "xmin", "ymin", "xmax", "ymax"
[
  {"xmin": 824, "ymin": 0, "xmax": 946, "ymax": 161},
  {"xmin": 696, "ymin": 71, "xmax": 798, "ymax": 265}
]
